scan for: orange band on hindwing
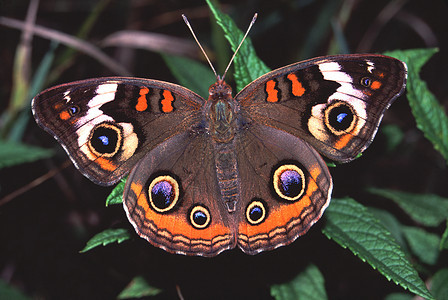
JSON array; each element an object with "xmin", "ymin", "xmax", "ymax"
[
  {"xmin": 128, "ymin": 182, "xmax": 233, "ymax": 252},
  {"xmin": 136, "ymin": 191, "xmax": 231, "ymax": 239},
  {"xmin": 239, "ymin": 166, "xmax": 321, "ymax": 238},
  {"xmin": 160, "ymin": 90, "xmax": 175, "ymax": 113},
  {"xmin": 135, "ymin": 87, "xmax": 149, "ymax": 111},
  {"xmin": 265, "ymin": 80, "xmax": 279, "ymax": 103},
  {"xmin": 287, "ymin": 73, "xmax": 306, "ymax": 97}
]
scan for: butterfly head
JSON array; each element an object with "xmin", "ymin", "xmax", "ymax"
[{"xmin": 208, "ymin": 77, "xmax": 233, "ymax": 102}]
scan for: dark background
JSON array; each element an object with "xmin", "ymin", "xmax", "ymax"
[{"xmin": 1, "ymin": 0, "xmax": 447, "ymax": 299}]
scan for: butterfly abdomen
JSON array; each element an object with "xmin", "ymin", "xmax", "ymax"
[{"xmin": 213, "ymin": 140, "xmax": 240, "ymax": 213}]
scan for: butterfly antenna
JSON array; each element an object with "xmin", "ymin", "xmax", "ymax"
[
  {"xmin": 222, "ymin": 13, "xmax": 258, "ymax": 80},
  {"xmin": 182, "ymin": 14, "xmax": 218, "ymax": 78}
]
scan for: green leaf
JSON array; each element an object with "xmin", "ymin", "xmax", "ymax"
[
  {"xmin": 384, "ymin": 293, "xmax": 414, "ymax": 300},
  {"xmin": 368, "ymin": 187, "xmax": 448, "ymax": 227},
  {"xmin": 30, "ymin": 42, "xmax": 58, "ymax": 101},
  {"xmin": 368, "ymin": 207, "xmax": 407, "ymax": 251},
  {"xmin": 322, "ymin": 198, "xmax": 433, "ymax": 300},
  {"xmin": 118, "ymin": 276, "xmax": 162, "ymax": 299},
  {"xmin": 162, "ymin": 54, "xmax": 215, "ymax": 99},
  {"xmin": 7, "ymin": 42, "xmax": 58, "ymax": 142},
  {"xmin": 386, "ymin": 48, "xmax": 448, "ymax": 165},
  {"xmin": 0, "ymin": 279, "xmax": 32, "ymax": 300},
  {"xmin": 270, "ymin": 264, "xmax": 327, "ymax": 300},
  {"xmin": 440, "ymin": 220, "xmax": 448, "ymax": 250},
  {"xmin": 80, "ymin": 228, "xmax": 131, "ymax": 253},
  {"xmin": 381, "ymin": 124, "xmax": 405, "ymax": 152},
  {"xmin": 431, "ymin": 269, "xmax": 448, "ymax": 300},
  {"xmin": 206, "ymin": 0, "xmax": 270, "ymax": 90},
  {"xmin": 299, "ymin": 0, "xmax": 341, "ymax": 59},
  {"xmin": 0, "ymin": 140, "xmax": 53, "ymax": 169},
  {"xmin": 106, "ymin": 179, "xmax": 125, "ymax": 206},
  {"xmin": 402, "ymin": 226, "xmax": 440, "ymax": 265}
]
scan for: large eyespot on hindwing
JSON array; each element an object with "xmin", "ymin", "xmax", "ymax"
[
  {"xmin": 188, "ymin": 205, "xmax": 211, "ymax": 229},
  {"xmin": 271, "ymin": 161, "xmax": 307, "ymax": 202},
  {"xmin": 88, "ymin": 122, "xmax": 123, "ymax": 157},
  {"xmin": 147, "ymin": 174, "xmax": 180, "ymax": 213},
  {"xmin": 245, "ymin": 199, "xmax": 268, "ymax": 225},
  {"xmin": 324, "ymin": 101, "xmax": 357, "ymax": 135}
]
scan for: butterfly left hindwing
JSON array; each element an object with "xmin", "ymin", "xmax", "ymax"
[{"xmin": 123, "ymin": 130, "xmax": 237, "ymax": 257}]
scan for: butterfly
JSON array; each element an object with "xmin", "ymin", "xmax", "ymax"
[{"xmin": 31, "ymin": 15, "xmax": 407, "ymax": 257}]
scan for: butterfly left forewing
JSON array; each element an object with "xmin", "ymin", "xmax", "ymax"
[
  {"xmin": 236, "ymin": 54, "xmax": 407, "ymax": 162},
  {"xmin": 32, "ymin": 77, "xmax": 205, "ymax": 185}
]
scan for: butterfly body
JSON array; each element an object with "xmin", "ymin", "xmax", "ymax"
[{"xmin": 32, "ymin": 54, "xmax": 407, "ymax": 256}]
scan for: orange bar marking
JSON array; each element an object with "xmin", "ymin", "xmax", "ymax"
[
  {"xmin": 370, "ymin": 81, "xmax": 382, "ymax": 90},
  {"xmin": 161, "ymin": 90, "xmax": 174, "ymax": 113},
  {"xmin": 95, "ymin": 157, "xmax": 117, "ymax": 171},
  {"xmin": 334, "ymin": 134, "xmax": 352, "ymax": 150},
  {"xmin": 59, "ymin": 111, "xmax": 71, "ymax": 120},
  {"xmin": 266, "ymin": 80, "xmax": 278, "ymax": 102},
  {"xmin": 287, "ymin": 73, "xmax": 305, "ymax": 96},
  {"xmin": 135, "ymin": 87, "xmax": 149, "ymax": 111}
]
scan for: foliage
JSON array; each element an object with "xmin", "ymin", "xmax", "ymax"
[
  {"xmin": 80, "ymin": 228, "xmax": 131, "ymax": 253},
  {"xmin": 270, "ymin": 264, "xmax": 327, "ymax": 300}
]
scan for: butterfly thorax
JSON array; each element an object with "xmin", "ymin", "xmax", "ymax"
[{"xmin": 206, "ymin": 79, "xmax": 237, "ymax": 144}]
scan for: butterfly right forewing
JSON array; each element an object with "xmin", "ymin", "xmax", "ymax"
[{"xmin": 236, "ymin": 54, "xmax": 407, "ymax": 162}]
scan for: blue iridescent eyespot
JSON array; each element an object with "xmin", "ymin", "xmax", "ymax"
[
  {"xmin": 189, "ymin": 205, "xmax": 211, "ymax": 229},
  {"xmin": 193, "ymin": 210, "xmax": 207, "ymax": 225},
  {"xmin": 89, "ymin": 123, "xmax": 122, "ymax": 156},
  {"xmin": 151, "ymin": 181, "xmax": 174, "ymax": 210},
  {"xmin": 273, "ymin": 164, "xmax": 306, "ymax": 201},
  {"xmin": 325, "ymin": 102, "xmax": 356, "ymax": 134},
  {"xmin": 336, "ymin": 112, "xmax": 348, "ymax": 124},
  {"xmin": 148, "ymin": 175, "xmax": 179, "ymax": 213},
  {"xmin": 279, "ymin": 169, "xmax": 302, "ymax": 198},
  {"xmin": 360, "ymin": 77, "xmax": 372, "ymax": 87},
  {"xmin": 68, "ymin": 105, "xmax": 80, "ymax": 116},
  {"xmin": 246, "ymin": 200, "xmax": 266, "ymax": 225},
  {"xmin": 98, "ymin": 135, "xmax": 110, "ymax": 146}
]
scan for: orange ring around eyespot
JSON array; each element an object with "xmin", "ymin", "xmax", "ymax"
[
  {"xmin": 189, "ymin": 205, "xmax": 211, "ymax": 229},
  {"xmin": 87, "ymin": 123, "xmax": 122, "ymax": 158},
  {"xmin": 324, "ymin": 101, "xmax": 357, "ymax": 136},
  {"xmin": 246, "ymin": 200, "xmax": 266, "ymax": 225},
  {"xmin": 148, "ymin": 175, "xmax": 179, "ymax": 213},
  {"xmin": 272, "ymin": 164, "xmax": 306, "ymax": 201}
]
